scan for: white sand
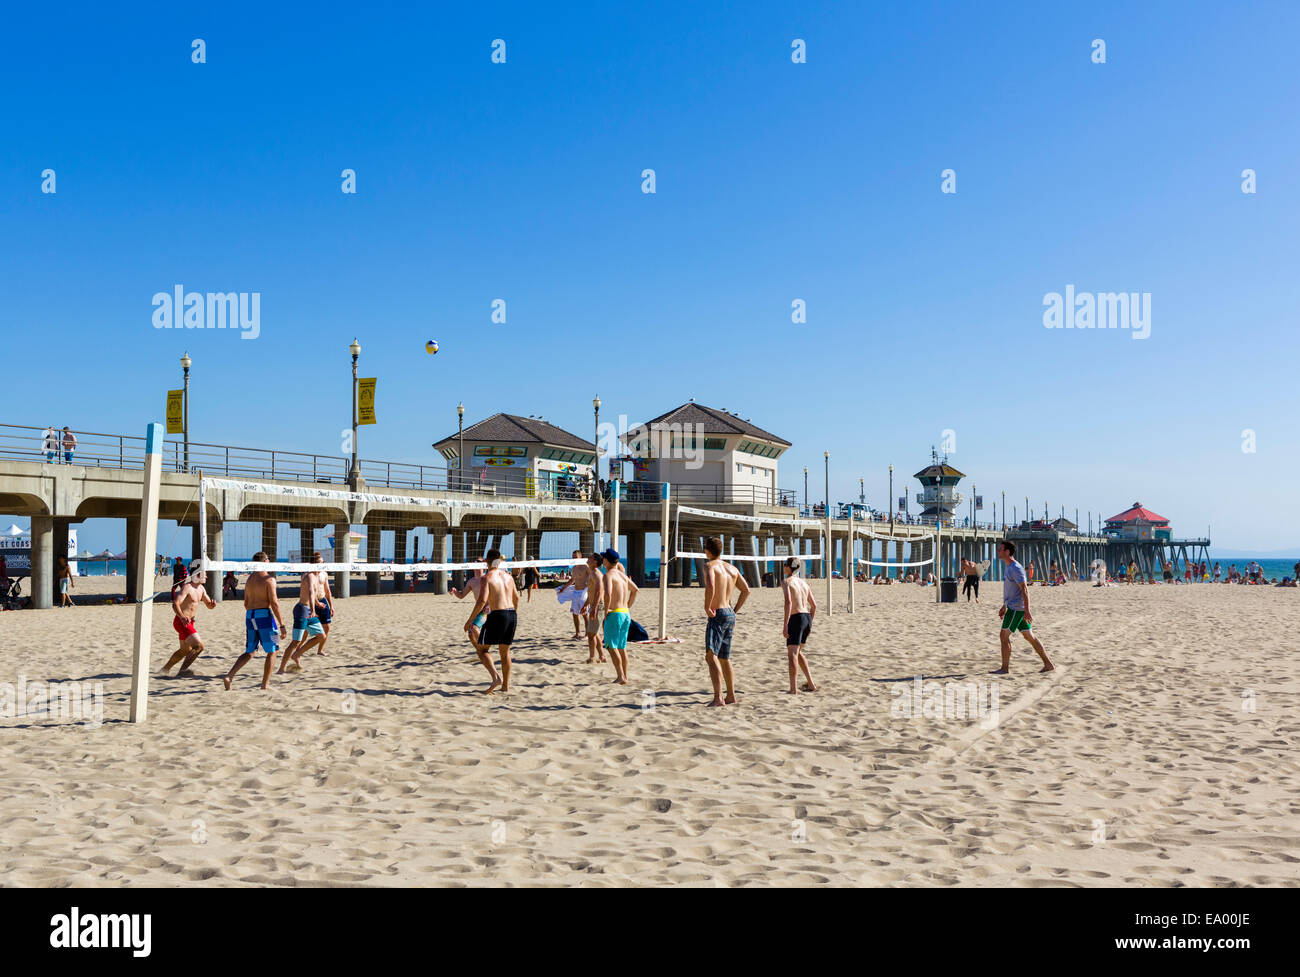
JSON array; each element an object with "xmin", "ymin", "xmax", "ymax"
[{"xmin": 1, "ymin": 577, "xmax": 1297, "ymax": 887}]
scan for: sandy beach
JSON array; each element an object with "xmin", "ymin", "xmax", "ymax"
[{"xmin": 1, "ymin": 577, "xmax": 1296, "ymax": 887}]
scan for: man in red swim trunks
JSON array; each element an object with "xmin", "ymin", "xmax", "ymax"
[{"xmin": 162, "ymin": 561, "xmax": 216, "ymax": 676}]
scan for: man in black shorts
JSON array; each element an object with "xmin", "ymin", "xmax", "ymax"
[
  {"xmin": 466, "ymin": 549, "xmax": 519, "ymax": 694},
  {"xmin": 959, "ymin": 557, "xmax": 981, "ymax": 602},
  {"xmin": 781, "ymin": 558, "xmax": 817, "ymax": 694}
]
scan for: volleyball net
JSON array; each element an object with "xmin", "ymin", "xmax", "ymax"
[
  {"xmin": 196, "ymin": 477, "xmax": 602, "ymax": 576},
  {"xmin": 672, "ymin": 504, "xmax": 824, "ymax": 568},
  {"xmin": 855, "ymin": 524, "xmax": 936, "ymax": 573}
]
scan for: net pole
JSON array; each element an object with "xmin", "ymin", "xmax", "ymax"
[
  {"xmin": 935, "ymin": 524, "xmax": 941, "ymax": 604},
  {"xmin": 825, "ymin": 509, "xmax": 832, "ymax": 616},
  {"xmin": 847, "ymin": 507, "xmax": 855, "ymax": 614},
  {"xmin": 612, "ymin": 480, "xmax": 621, "ymax": 555},
  {"xmin": 129, "ymin": 422, "xmax": 164, "ymax": 723},
  {"xmin": 197, "ymin": 470, "xmax": 207, "ymax": 574},
  {"xmin": 658, "ymin": 482, "xmax": 670, "ymax": 639}
]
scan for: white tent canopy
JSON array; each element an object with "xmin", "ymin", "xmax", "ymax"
[{"xmin": 4, "ymin": 524, "xmax": 26, "ymax": 537}]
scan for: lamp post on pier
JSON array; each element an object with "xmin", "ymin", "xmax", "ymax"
[
  {"xmin": 180, "ymin": 352, "xmax": 191, "ymax": 473},
  {"xmin": 456, "ymin": 402, "xmax": 465, "ymax": 491},
  {"xmin": 348, "ymin": 340, "xmax": 360, "ymax": 488},
  {"xmin": 593, "ymin": 395, "xmax": 601, "ymax": 500}
]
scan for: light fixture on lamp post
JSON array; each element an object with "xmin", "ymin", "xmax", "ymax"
[
  {"xmin": 180, "ymin": 352, "xmax": 191, "ymax": 473},
  {"xmin": 457, "ymin": 402, "xmax": 465, "ymax": 492},
  {"xmin": 348, "ymin": 339, "xmax": 360, "ymax": 487}
]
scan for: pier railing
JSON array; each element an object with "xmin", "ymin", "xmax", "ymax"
[
  {"xmin": 0, "ymin": 423, "xmax": 588, "ymax": 500},
  {"xmin": 616, "ymin": 481, "xmax": 799, "ymax": 507}
]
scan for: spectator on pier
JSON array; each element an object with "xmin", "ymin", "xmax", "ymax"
[
  {"xmin": 42, "ymin": 425, "xmax": 59, "ymax": 462},
  {"xmin": 61, "ymin": 427, "xmax": 77, "ymax": 463}
]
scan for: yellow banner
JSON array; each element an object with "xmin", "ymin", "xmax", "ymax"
[
  {"xmin": 166, "ymin": 390, "xmax": 185, "ymax": 434},
  {"xmin": 358, "ymin": 378, "xmax": 377, "ymax": 425}
]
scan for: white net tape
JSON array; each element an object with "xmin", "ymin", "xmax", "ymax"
[
  {"xmin": 857, "ymin": 556, "xmax": 936, "ymax": 568},
  {"xmin": 673, "ymin": 504, "xmax": 823, "ymax": 561},
  {"xmin": 198, "ymin": 478, "xmax": 600, "ymax": 575}
]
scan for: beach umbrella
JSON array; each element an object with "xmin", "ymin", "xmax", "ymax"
[
  {"xmin": 89, "ymin": 548, "xmax": 116, "ymax": 575},
  {"xmin": 4, "ymin": 524, "xmax": 25, "ymax": 536}
]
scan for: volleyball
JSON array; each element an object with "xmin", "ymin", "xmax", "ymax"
[{"xmin": 425, "ymin": 339, "xmax": 439, "ymax": 355}]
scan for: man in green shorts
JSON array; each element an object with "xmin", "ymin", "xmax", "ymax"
[
  {"xmin": 994, "ymin": 540, "xmax": 1054, "ymax": 674},
  {"xmin": 601, "ymin": 548, "xmax": 638, "ymax": 685}
]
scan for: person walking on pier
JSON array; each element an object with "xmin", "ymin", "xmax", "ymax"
[
  {"xmin": 61, "ymin": 427, "xmax": 77, "ymax": 464},
  {"xmin": 993, "ymin": 540, "xmax": 1054, "ymax": 675},
  {"xmin": 703, "ymin": 536, "xmax": 750, "ymax": 706},
  {"xmin": 42, "ymin": 425, "xmax": 59, "ymax": 462}
]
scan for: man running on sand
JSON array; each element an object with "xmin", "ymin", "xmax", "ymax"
[
  {"xmin": 703, "ymin": 536, "xmax": 750, "ymax": 706},
  {"xmin": 451, "ymin": 568, "xmax": 489, "ymax": 649},
  {"xmin": 278, "ymin": 568, "xmax": 326, "ymax": 673},
  {"xmin": 162, "ymin": 561, "xmax": 216, "ymax": 676},
  {"xmin": 225, "ymin": 552, "xmax": 284, "ymax": 690},
  {"xmin": 558, "ymin": 549, "xmax": 590, "ymax": 639},
  {"xmin": 465, "ymin": 549, "xmax": 519, "ymax": 694},
  {"xmin": 993, "ymin": 540, "xmax": 1054, "ymax": 675},
  {"xmin": 781, "ymin": 557, "xmax": 817, "ymax": 694},
  {"xmin": 581, "ymin": 552, "xmax": 606, "ymax": 663},
  {"xmin": 600, "ymin": 548, "xmax": 638, "ymax": 684},
  {"xmin": 311, "ymin": 551, "xmax": 335, "ymax": 655}
]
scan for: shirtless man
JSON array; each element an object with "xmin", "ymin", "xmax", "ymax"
[
  {"xmin": 703, "ymin": 536, "xmax": 750, "ymax": 706},
  {"xmin": 278, "ymin": 568, "xmax": 326, "ymax": 673},
  {"xmin": 580, "ymin": 552, "xmax": 606, "ymax": 664},
  {"xmin": 959, "ymin": 557, "xmax": 981, "ymax": 602},
  {"xmin": 225, "ymin": 552, "xmax": 284, "ymax": 690},
  {"xmin": 781, "ymin": 557, "xmax": 817, "ymax": 694},
  {"xmin": 558, "ymin": 549, "xmax": 590, "ymax": 639},
  {"xmin": 600, "ymin": 548, "xmax": 638, "ymax": 684},
  {"xmin": 162, "ymin": 561, "xmax": 216, "ymax": 676},
  {"xmin": 465, "ymin": 549, "xmax": 519, "ymax": 693},
  {"xmin": 451, "ymin": 568, "xmax": 488, "ymax": 650},
  {"xmin": 311, "ymin": 552, "xmax": 335, "ymax": 655}
]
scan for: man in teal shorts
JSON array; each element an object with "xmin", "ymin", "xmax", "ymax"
[
  {"xmin": 601, "ymin": 548, "xmax": 638, "ymax": 685},
  {"xmin": 994, "ymin": 540, "xmax": 1054, "ymax": 675}
]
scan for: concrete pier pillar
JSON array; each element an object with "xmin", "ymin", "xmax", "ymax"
[
  {"xmin": 393, "ymin": 530, "xmax": 408, "ymax": 592},
  {"xmin": 208, "ymin": 520, "xmax": 224, "ymax": 604},
  {"xmin": 366, "ymin": 527, "xmax": 382, "ymax": 595},
  {"xmin": 451, "ymin": 531, "xmax": 466, "ymax": 590},
  {"xmin": 628, "ymin": 531, "xmax": 647, "ymax": 586},
  {"xmin": 433, "ymin": 530, "xmax": 448, "ymax": 594},
  {"xmin": 261, "ymin": 521, "xmax": 278, "ymax": 562},
  {"xmin": 30, "ymin": 515, "xmax": 53, "ymax": 609},
  {"xmin": 51, "ymin": 519, "xmax": 70, "ymax": 606},
  {"xmin": 736, "ymin": 533, "xmax": 758, "ymax": 587},
  {"xmin": 895, "ymin": 540, "xmax": 904, "ymax": 579},
  {"xmin": 124, "ymin": 516, "xmax": 139, "ymax": 605},
  {"xmin": 579, "ymin": 529, "xmax": 594, "ymax": 558},
  {"xmin": 334, "ymin": 520, "xmax": 352, "ymax": 600}
]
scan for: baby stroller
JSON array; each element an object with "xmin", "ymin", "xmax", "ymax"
[{"xmin": 3, "ymin": 577, "xmax": 27, "ymax": 610}]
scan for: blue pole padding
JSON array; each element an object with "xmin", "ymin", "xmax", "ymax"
[{"xmin": 145, "ymin": 422, "xmax": 163, "ymax": 455}]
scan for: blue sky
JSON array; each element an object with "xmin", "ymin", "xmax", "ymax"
[{"xmin": 2, "ymin": 1, "xmax": 1297, "ymax": 551}]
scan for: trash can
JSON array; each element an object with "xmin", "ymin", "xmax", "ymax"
[{"xmin": 940, "ymin": 577, "xmax": 958, "ymax": 603}]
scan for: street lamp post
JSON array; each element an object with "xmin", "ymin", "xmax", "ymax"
[
  {"xmin": 348, "ymin": 340, "xmax": 360, "ymax": 487},
  {"xmin": 888, "ymin": 465, "xmax": 894, "ymax": 537},
  {"xmin": 803, "ymin": 467, "xmax": 808, "ymax": 514},
  {"xmin": 180, "ymin": 352, "xmax": 191, "ymax": 473},
  {"xmin": 593, "ymin": 395, "xmax": 601, "ymax": 500},
  {"xmin": 457, "ymin": 402, "xmax": 465, "ymax": 492},
  {"xmin": 824, "ymin": 450, "xmax": 831, "ymax": 604}
]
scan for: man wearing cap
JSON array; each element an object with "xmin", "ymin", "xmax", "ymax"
[
  {"xmin": 600, "ymin": 547, "xmax": 638, "ymax": 684},
  {"xmin": 162, "ymin": 561, "xmax": 216, "ymax": 677}
]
